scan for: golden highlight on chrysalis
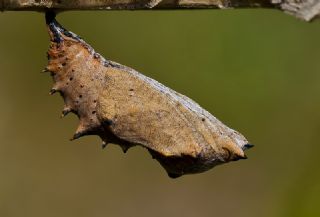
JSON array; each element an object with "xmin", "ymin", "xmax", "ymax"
[{"xmin": 44, "ymin": 12, "xmax": 253, "ymax": 178}]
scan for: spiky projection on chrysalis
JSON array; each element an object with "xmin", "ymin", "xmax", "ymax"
[{"xmin": 44, "ymin": 12, "xmax": 253, "ymax": 178}]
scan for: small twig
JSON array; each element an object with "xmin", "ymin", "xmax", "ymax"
[{"xmin": 0, "ymin": 0, "xmax": 319, "ymax": 22}]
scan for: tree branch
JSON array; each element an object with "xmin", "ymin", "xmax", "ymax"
[{"xmin": 1, "ymin": 0, "xmax": 319, "ymax": 22}]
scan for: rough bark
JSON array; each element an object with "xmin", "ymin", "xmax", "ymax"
[{"xmin": 1, "ymin": 0, "xmax": 319, "ymax": 21}]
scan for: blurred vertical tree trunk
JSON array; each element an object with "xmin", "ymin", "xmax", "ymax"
[{"xmin": 1, "ymin": 0, "xmax": 319, "ymax": 21}]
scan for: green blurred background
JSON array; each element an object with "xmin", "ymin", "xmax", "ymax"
[{"xmin": 0, "ymin": 9, "xmax": 319, "ymax": 217}]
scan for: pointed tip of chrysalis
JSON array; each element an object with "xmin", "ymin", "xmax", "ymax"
[{"xmin": 243, "ymin": 143, "xmax": 254, "ymax": 150}]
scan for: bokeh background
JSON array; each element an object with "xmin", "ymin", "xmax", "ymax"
[{"xmin": 0, "ymin": 9, "xmax": 319, "ymax": 217}]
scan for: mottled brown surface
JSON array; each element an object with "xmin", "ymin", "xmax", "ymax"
[{"xmin": 45, "ymin": 12, "xmax": 251, "ymax": 178}]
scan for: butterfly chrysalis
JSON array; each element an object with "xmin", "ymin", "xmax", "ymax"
[{"xmin": 44, "ymin": 12, "xmax": 253, "ymax": 178}]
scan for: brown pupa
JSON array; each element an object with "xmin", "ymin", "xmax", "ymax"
[{"xmin": 44, "ymin": 12, "xmax": 253, "ymax": 178}]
